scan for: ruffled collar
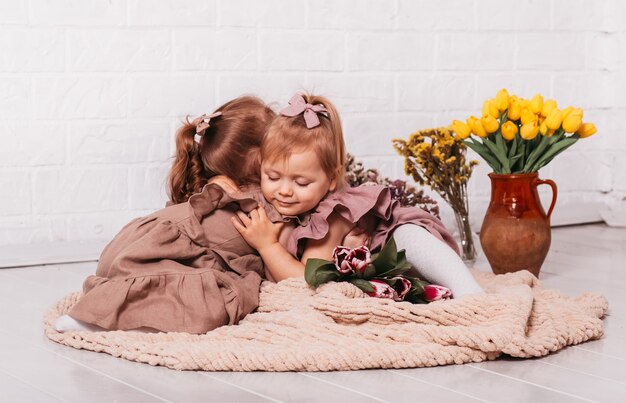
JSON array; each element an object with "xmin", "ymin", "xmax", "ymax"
[
  {"xmin": 281, "ymin": 214, "xmax": 310, "ymax": 226},
  {"xmin": 281, "ymin": 189, "xmax": 346, "ymax": 227},
  {"xmin": 189, "ymin": 183, "xmax": 312, "ymax": 226}
]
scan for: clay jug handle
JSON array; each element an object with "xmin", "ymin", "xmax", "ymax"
[{"xmin": 535, "ymin": 178, "xmax": 558, "ymax": 220}]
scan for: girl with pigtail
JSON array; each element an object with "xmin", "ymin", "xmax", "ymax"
[
  {"xmin": 232, "ymin": 93, "xmax": 484, "ymax": 298},
  {"xmin": 54, "ymin": 96, "xmax": 285, "ymax": 334},
  {"xmin": 168, "ymin": 96, "xmax": 274, "ymax": 203}
]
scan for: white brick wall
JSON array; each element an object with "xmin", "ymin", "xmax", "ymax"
[{"xmin": 0, "ymin": 0, "xmax": 624, "ymax": 245}]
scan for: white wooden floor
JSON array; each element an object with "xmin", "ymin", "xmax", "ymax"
[{"xmin": 0, "ymin": 223, "xmax": 625, "ymax": 402}]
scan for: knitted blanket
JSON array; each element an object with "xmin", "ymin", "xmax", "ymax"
[{"xmin": 44, "ymin": 270, "xmax": 607, "ymax": 371}]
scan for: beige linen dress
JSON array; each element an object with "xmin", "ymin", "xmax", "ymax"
[{"xmin": 69, "ymin": 184, "xmax": 283, "ymax": 334}]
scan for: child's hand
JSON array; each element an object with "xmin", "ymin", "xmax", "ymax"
[
  {"xmin": 208, "ymin": 175, "xmax": 240, "ymax": 194},
  {"xmin": 232, "ymin": 206, "xmax": 284, "ymax": 252},
  {"xmin": 342, "ymin": 226, "xmax": 371, "ymax": 249}
]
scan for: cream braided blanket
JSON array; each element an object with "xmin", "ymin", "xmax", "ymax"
[{"xmin": 44, "ymin": 270, "xmax": 607, "ymax": 371}]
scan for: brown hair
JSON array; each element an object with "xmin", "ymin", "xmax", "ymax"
[
  {"xmin": 261, "ymin": 93, "xmax": 346, "ymax": 189},
  {"xmin": 168, "ymin": 96, "xmax": 276, "ymax": 204}
]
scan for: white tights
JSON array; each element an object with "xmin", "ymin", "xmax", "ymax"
[
  {"xmin": 393, "ymin": 224, "xmax": 483, "ymax": 298},
  {"xmin": 53, "ymin": 315, "xmax": 157, "ymax": 333},
  {"xmin": 54, "ymin": 315, "xmax": 105, "ymax": 332}
]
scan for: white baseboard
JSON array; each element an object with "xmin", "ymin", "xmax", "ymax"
[
  {"xmin": 0, "ymin": 240, "xmax": 107, "ymax": 269},
  {"xmin": 550, "ymin": 201, "xmax": 605, "ymax": 227}
]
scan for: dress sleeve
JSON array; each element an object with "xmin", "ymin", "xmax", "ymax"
[
  {"xmin": 188, "ymin": 184, "xmax": 283, "ymax": 223},
  {"xmin": 287, "ymin": 185, "xmax": 459, "ymax": 258}
]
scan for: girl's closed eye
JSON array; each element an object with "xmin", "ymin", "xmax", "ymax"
[
  {"xmin": 264, "ymin": 171, "xmax": 280, "ymax": 181},
  {"xmin": 296, "ymin": 181, "xmax": 311, "ymax": 187}
]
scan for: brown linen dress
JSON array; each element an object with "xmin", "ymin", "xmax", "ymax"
[
  {"xmin": 69, "ymin": 184, "xmax": 284, "ymax": 334},
  {"xmin": 287, "ymin": 184, "xmax": 459, "ymax": 258}
]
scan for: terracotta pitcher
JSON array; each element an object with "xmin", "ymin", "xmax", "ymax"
[{"xmin": 479, "ymin": 172, "xmax": 557, "ymax": 277}]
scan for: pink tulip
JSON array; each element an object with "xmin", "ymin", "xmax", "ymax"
[
  {"xmin": 423, "ymin": 284, "xmax": 452, "ymax": 302},
  {"xmin": 366, "ymin": 280, "xmax": 395, "ymax": 299},
  {"xmin": 345, "ymin": 246, "xmax": 372, "ymax": 274},
  {"xmin": 392, "ymin": 277, "xmax": 412, "ymax": 301},
  {"xmin": 332, "ymin": 246, "xmax": 354, "ymax": 274},
  {"xmin": 332, "ymin": 245, "xmax": 371, "ymax": 275}
]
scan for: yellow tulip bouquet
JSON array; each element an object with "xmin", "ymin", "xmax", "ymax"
[{"xmin": 450, "ymin": 89, "xmax": 597, "ymax": 174}]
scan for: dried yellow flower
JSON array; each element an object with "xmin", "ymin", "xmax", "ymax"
[{"xmin": 392, "ymin": 127, "xmax": 477, "ymax": 226}]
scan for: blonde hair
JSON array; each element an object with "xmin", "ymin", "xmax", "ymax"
[{"xmin": 261, "ymin": 93, "xmax": 346, "ymax": 188}]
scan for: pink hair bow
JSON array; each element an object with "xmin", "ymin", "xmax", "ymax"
[
  {"xmin": 192, "ymin": 111, "xmax": 223, "ymax": 143},
  {"xmin": 279, "ymin": 94, "xmax": 328, "ymax": 129}
]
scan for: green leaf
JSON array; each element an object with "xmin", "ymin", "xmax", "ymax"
[
  {"xmin": 510, "ymin": 152, "xmax": 524, "ymax": 166},
  {"xmin": 494, "ymin": 132, "xmax": 511, "ymax": 173},
  {"xmin": 405, "ymin": 295, "xmax": 428, "ymax": 304},
  {"xmin": 304, "ymin": 258, "xmax": 338, "ymax": 287},
  {"xmin": 314, "ymin": 267, "xmax": 340, "ymax": 285},
  {"xmin": 349, "ymin": 278, "xmax": 375, "ymax": 293},
  {"xmin": 465, "ymin": 139, "xmax": 502, "ymax": 172},
  {"xmin": 397, "ymin": 248, "xmax": 407, "ymax": 263},
  {"xmin": 528, "ymin": 135, "xmax": 579, "ymax": 172},
  {"xmin": 409, "ymin": 278, "xmax": 428, "ymax": 290},
  {"xmin": 483, "ymin": 137, "xmax": 510, "ymax": 173},
  {"xmin": 507, "ymin": 134, "xmax": 518, "ymax": 159},
  {"xmin": 495, "ymin": 129, "xmax": 505, "ymax": 152},
  {"xmin": 315, "ymin": 272, "xmax": 338, "ymax": 285},
  {"xmin": 399, "ymin": 262, "xmax": 412, "ymax": 271},
  {"xmin": 500, "ymin": 110, "xmax": 509, "ymax": 123},
  {"xmin": 372, "ymin": 237, "xmax": 398, "ymax": 274},
  {"xmin": 525, "ymin": 133, "xmax": 540, "ymax": 157},
  {"xmin": 379, "ymin": 276, "xmax": 409, "ymax": 287},
  {"xmin": 362, "ymin": 264, "xmax": 376, "ymax": 279},
  {"xmin": 395, "ymin": 249, "xmax": 411, "ymax": 269},
  {"xmin": 523, "ymin": 134, "xmax": 551, "ymax": 172},
  {"xmin": 369, "ymin": 238, "xmax": 414, "ymax": 278},
  {"xmin": 512, "ymin": 140, "xmax": 527, "ymax": 172},
  {"xmin": 395, "ymin": 252, "xmax": 412, "ymax": 272},
  {"xmin": 404, "ymin": 283, "xmax": 428, "ymax": 303},
  {"xmin": 376, "ymin": 265, "xmax": 412, "ymax": 278}
]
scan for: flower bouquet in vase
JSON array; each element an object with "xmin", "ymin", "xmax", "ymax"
[
  {"xmin": 393, "ymin": 128, "xmax": 479, "ymax": 266},
  {"xmin": 448, "ymin": 89, "xmax": 597, "ymax": 277}
]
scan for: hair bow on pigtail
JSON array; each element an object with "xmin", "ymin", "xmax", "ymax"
[
  {"xmin": 192, "ymin": 111, "xmax": 223, "ymax": 143},
  {"xmin": 279, "ymin": 95, "xmax": 328, "ymax": 129}
]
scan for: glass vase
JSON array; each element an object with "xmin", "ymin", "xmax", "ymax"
[{"xmin": 453, "ymin": 209, "xmax": 477, "ymax": 267}]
